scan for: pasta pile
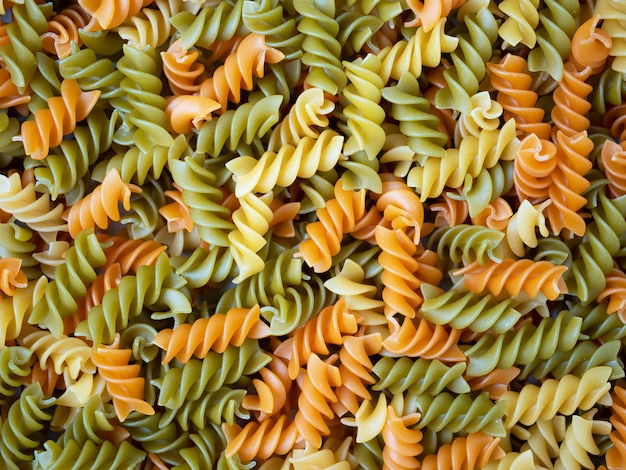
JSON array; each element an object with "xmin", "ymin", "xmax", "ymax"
[{"xmin": 2, "ymin": 0, "xmax": 626, "ymax": 467}]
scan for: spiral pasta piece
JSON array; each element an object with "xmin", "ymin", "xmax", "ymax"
[
  {"xmin": 78, "ymin": 0, "xmax": 152, "ymax": 31},
  {"xmin": 505, "ymin": 199, "xmax": 550, "ymax": 257},
  {"xmin": 0, "ymin": 276, "xmax": 46, "ymax": 347},
  {"xmin": 552, "ymin": 62, "xmax": 593, "ymax": 137},
  {"xmin": 199, "ymin": 33, "xmax": 284, "ymax": 112},
  {"xmin": 608, "ymin": 383, "xmax": 626, "ymax": 468},
  {"xmin": 598, "ymin": 266, "xmax": 626, "ymax": 323},
  {"xmin": 463, "ymin": 311, "xmax": 583, "ymax": 377},
  {"xmin": 405, "ymin": 0, "xmax": 464, "ymax": 31},
  {"xmin": 421, "ymin": 432, "xmax": 505, "ymax": 469},
  {"xmin": 224, "ymin": 414, "xmax": 300, "ymax": 462},
  {"xmin": 17, "ymin": 79, "xmax": 100, "ymax": 160},
  {"xmin": 99, "ymin": 235, "xmax": 167, "ymax": 274},
  {"xmin": 597, "ymin": 0, "xmax": 626, "ymax": 73},
  {"xmin": 161, "ymin": 39, "xmax": 205, "ymax": 95},
  {"xmin": 228, "ymin": 130, "xmax": 344, "ymax": 197},
  {"xmin": 556, "ymin": 411, "xmax": 612, "ymax": 470},
  {"xmin": 115, "ymin": 0, "xmax": 181, "ymax": 50},
  {"xmin": 498, "ymin": 0, "xmax": 539, "ymax": 48},
  {"xmin": 381, "ymin": 405, "xmax": 422, "ymax": 470},
  {"xmin": 63, "ymin": 169, "xmax": 141, "ymax": 238},
  {"xmin": 455, "ymin": 258, "xmax": 567, "ymax": 300},
  {"xmin": 0, "ymin": 257, "xmax": 27, "ymax": 298},
  {"xmin": 153, "ymin": 305, "xmax": 270, "ymax": 364},
  {"xmin": 600, "ymin": 139, "xmax": 626, "ymax": 198},
  {"xmin": 0, "ymin": 346, "xmax": 32, "ymax": 403},
  {"xmin": 40, "ymin": 5, "xmax": 90, "ymax": 59},
  {"xmin": 242, "ymin": 354, "xmax": 292, "ymax": 420},
  {"xmin": 34, "ymin": 439, "xmax": 146, "ymax": 470},
  {"xmin": 294, "ymin": 354, "xmax": 342, "ymax": 448},
  {"xmin": 487, "ymin": 54, "xmax": 552, "ymax": 140},
  {"xmin": 501, "ymin": 367, "xmax": 613, "ymax": 428}
]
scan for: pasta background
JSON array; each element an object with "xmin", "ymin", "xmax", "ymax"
[{"xmin": 0, "ymin": 0, "xmax": 626, "ymax": 468}]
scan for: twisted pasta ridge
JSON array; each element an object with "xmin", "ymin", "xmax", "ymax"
[
  {"xmin": 408, "ymin": 119, "xmax": 519, "ymax": 200},
  {"xmin": 505, "ymin": 199, "xmax": 549, "ymax": 257},
  {"xmin": 268, "ymin": 87, "xmax": 334, "ymax": 151},
  {"xmin": 153, "ymin": 305, "xmax": 270, "ymax": 364},
  {"xmin": 526, "ymin": 0, "xmax": 579, "ymax": 80},
  {"xmin": 224, "ymin": 414, "xmax": 300, "ymax": 462},
  {"xmin": 383, "ymin": 315, "xmax": 465, "ymax": 361},
  {"xmin": 29, "ymin": 107, "xmax": 119, "ymax": 202},
  {"xmin": 487, "ymin": 54, "xmax": 552, "ymax": 140},
  {"xmin": 376, "ymin": 18, "xmax": 458, "ymax": 84},
  {"xmin": 455, "ymin": 258, "xmax": 568, "ymax": 300},
  {"xmin": 557, "ymin": 411, "xmax": 611, "ymax": 469},
  {"xmin": 340, "ymin": 54, "xmax": 385, "ymax": 160},
  {"xmin": 99, "ymin": 235, "xmax": 167, "ymax": 274},
  {"xmin": 29, "ymin": 229, "xmax": 105, "ymax": 338},
  {"xmin": 416, "ymin": 392, "xmax": 507, "ymax": 437},
  {"xmin": 597, "ymin": 0, "xmax": 626, "ymax": 73},
  {"xmin": 467, "ymin": 367, "xmax": 521, "ymax": 400},
  {"xmin": 78, "ymin": 0, "xmax": 151, "ymax": 31},
  {"xmin": 274, "ymin": 299, "xmax": 359, "ymax": 379},
  {"xmin": 197, "ymin": 95, "xmax": 282, "ymax": 158},
  {"xmin": 228, "ymin": 130, "xmax": 344, "ymax": 198},
  {"xmin": 429, "ymin": 224, "xmax": 505, "ymax": 266},
  {"xmin": 422, "ymin": 432, "xmax": 505, "ymax": 469},
  {"xmin": 500, "ymin": 366, "xmax": 613, "ymax": 428},
  {"xmin": 601, "ymin": 139, "xmax": 626, "ymax": 198},
  {"xmin": 420, "ymin": 283, "xmax": 521, "ymax": 334},
  {"xmin": 513, "ymin": 133, "xmax": 557, "ymax": 202},
  {"xmin": 498, "ymin": 0, "xmax": 539, "ymax": 48},
  {"xmin": 199, "ymin": 33, "xmax": 284, "ymax": 112},
  {"xmin": 382, "ymin": 72, "xmax": 447, "ymax": 162},
  {"xmin": 58, "ymin": 47, "xmax": 124, "ymax": 101},
  {"xmin": 63, "ymin": 169, "xmax": 140, "ymax": 238},
  {"xmin": 173, "ymin": 246, "xmax": 235, "ymax": 289},
  {"xmin": 19, "ymin": 325, "xmax": 93, "ymax": 381},
  {"xmin": 228, "ymin": 192, "xmax": 273, "ymax": 283},
  {"xmin": 0, "ymin": 256, "xmax": 26, "ymax": 298},
  {"xmin": 567, "ymin": 302, "xmax": 626, "ymax": 343},
  {"xmin": 333, "ymin": 333, "xmax": 382, "ymax": 417},
  {"xmin": 242, "ymin": 0, "xmax": 303, "ymax": 61},
  {"xmin": 299, "ymin": 180, "xmax": 377, "ymax": 273},
  {"xmin": 519, "ymin": 340, "xmax": 624, "ymax": 381},
  {"xmin": 551, "ymin": 62, "xmax": 592, "ymax": 137},
  {"xmin": 0, "ymin": 0, "xmax": 50, "ymax": 92},
  {"xmin": 294, "ymin": 0, "xmax": 344, "ymax": 95},
  {"xmin": 116, "ymin": 44, "xmax": 174, "ymax": 152},
  {"xmin": 375, "ymin": 226, "xmax": 422, "ymax": 318},
  {"xmin": 608, "ymin": 384, "xmax": 626, "ymax": 468},
  {"xmin": 0, "ymin": 276, "xmax": 46, "ymax": 346},
  {"xmin": 294, "ymin": 354, "xmax": 342, "ymax": 448},
  {"xmin": 405, "ymin": 0, "xmax": 464, "ymax": 31},
  {"xmin": 91, "ymin": 338, "xmax": 155, "ymax": 422},
  {"xmin": 373, "ymin": 356, "xmax": 470, "ymax": 396},
  {"xmin": 567, "ymin": 191, "xmax": 626, "ymax": 303},
  {"xmin": 18, "ymin": 79, "xmax": 100, "ymax": 161},
  {"xmin": 75, "ymin": 253, "xmax": 191, "ymax": 346},
  {"xmin": 34, "ymin": 439, "xmax": 146, "ymax": 470},
  {"xmin": 0, "ymin": 346, "xmax": 32, "ymax": 403},
  {"xmin": 381, "ymin": 405, "xmax": 422, "ymax": 470},
  {"xmin": 432, "ymin": 192, "xmax": 471, "ymax": 229},
  {"xmin": 170, "ymin": 155, "xmax": 235, "ymax": 247},
  {"xmin": 460, "ymin": 161, "xmax": 514, "ymax": 220},
  {"xmin": 0, "ymin": 67, "xmax": 30, "ymax": 110},
  {"xmin": 115, "ymin": 0, "xmax": 181, "ymax": 50},
  {"xmin": 483, "ymin": 450, "xmax": 538, "ymax": 470},
  {"xmin": 170, "ymin": 0, "xmax": 246, "ymax": 51},
  {"xmin": 152, "ymin": 340, "xmax": 270, "ymax": 410},
  {"xmin": 463, "ymin": 311, "xmax": 583, "ymax": 377},
  {"xmin": 435, "ymin": 7, "xmax": 499, "ymax": 114},
  {"xmin": 242, "ymin": 354, "xmax": 292, "ymax": 419},
  {"xmin": 40, "ymin": 5, "xmax": 89, "ymax": 60},
  {"xmin": 375, "ymin": 174, "xmax": 425, "ymax": 235},
  {"xmin": 161, "ymin": 40, "xmax": 205, "ymax": 96},
  {"xmin": 598, "ymin": 266, "xmax": 626, "ymax": 323},
  {"xmin": 56, "ymin": 395, "xmax": 114, "ymax": 446},
  {"xmin": 0, "ymin": 383, "xmax": 54, "ymax": 467}
]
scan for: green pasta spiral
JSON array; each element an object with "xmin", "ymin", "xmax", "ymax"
[
  {"xmin": 453, "ymin": 161, "xmax": 515, "ymax": 218},
  {"xmin": 34, "ymin": 440, "xmax": 146, "ymax": 470},
  {"xmin": 172, "ymin": 246, "xmax": 236, "ymax": 289},
  {"xmin": 427, "ymin": 224, "xmax": 505, "ymax": 266},
  {"xmin": 0, "ymin": 346, "xmax": 32, "ymax": 404}
]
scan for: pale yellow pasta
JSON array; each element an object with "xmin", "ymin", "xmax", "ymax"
[{"xmin": 505, "ymin": 199, "xmax": 550, "ymax": 257}]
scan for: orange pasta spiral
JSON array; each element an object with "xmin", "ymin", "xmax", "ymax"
[
  {"xmin": 243, "ymin": 354, "xmax": 293, "ymax": 420},
  {"xmin": 294, "ymin": 354, "xmax": 342, "ymax": 448},
  {"xmin": 467, "ymin": 367, "xmax": 521, "ymax": 400},
  {"xmin": 333, "ymin": 333, "xmax": 382, "ymax": 417},
  {"xmin": 199, "ymin": 34, "xmax": 285, "ymax": 112},
  {"xmin": 161, "ymin": 39, "xmax": 206, "ymax": 95},
  {"xmin": 274, "ymin": 299, "xmax": 360, "ymax": 380},
  {"xmin": 455, "ymin": 258, "xmax": 568, "ymax": 300},
  {"xmin": 604, "ymin": 104, "xmax": 626, "ymax": 142},
  {"xmin": 422, "ymin": 432, "xmax": 505, "ymax": 469},
  {"xmin": 78, "ymin": 0, "xmax": 152, "ymax": 31},
  {"xmin": 472, "ymin": 198, "xmax": 513, "ymax": 231},
  {"xmin": 158, "ymin": 189, "xmax": 193, "ymax": 233},
  {"xmin": 551, "ymin": 62, "xmax": 593, "ymax": 138},
  {"xmin": 383, "ymin": 315, "xmax": 465, "ymax": 362},
  {"xmin": 514, "ymin": 133, "xmax": 557, "ymax": 202},
  {"xmin": 430, "ymin": 192, "xmax": 469, "ymax": 228},
  {"xmin": 375, "ymin": 226, "xmax": 423, "ymax": 319},
  {"xmin": 224, "ymin": 414, "xmax": 301, "ymax": 462},
  {"xmin": 608, "ymin": 383, "xmax": 626, "ymax": 469},
  {"xmin": 0, "ymin": 257, "xmax": 27, "ymax": 299},
  {"xmin": 90, "ymin": 335, "xmax": 155, "ymax": 422},
  {"xmin": 405, "ymin": 0, "xmax": 465, "ymax": 31},
  {"xmin": 99, "ymin": 235, "xmax": 167, "ymax": 274},
  {"xmin": 63, "ymin": 169, "xmax": 141, "ymax": 238},
  {"xmin": 0, "ymin": 68, "xmax": 30, "ymax": 110},
  {"xmin": 152, "ymin": 305, "xmax": 271, "ymax": 364},
  {"xmin": 375, "ymin": 174, "xmax": 424, "ymax": 240},
  {"xmin": 600, "ymin": 139, "xmax": 626, "ymax": 198},
  {"xmin": 570, "ymin": 16, "xmax": 613, "ymax": 74},
  {"xmin": 382, "ymin": 406, "xmax": 423, "ymax": 470},
  {"xmin": 598, "ymin": 266, "xmax": 626, "ymax": 323},
  {"xmin": 17, "ymin": 79, "xmax": 100, "ymax": 160},
  {"xmin": 299, "ymin": 180, "xmax": 381, "ymax": 273},
  {"xmin": 487, "ymin": 54, "xmax": 551, "ymax": 140},
  {"xmin": 40, "ymin": 5, "xmax": 90, "ymax": 59}
]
